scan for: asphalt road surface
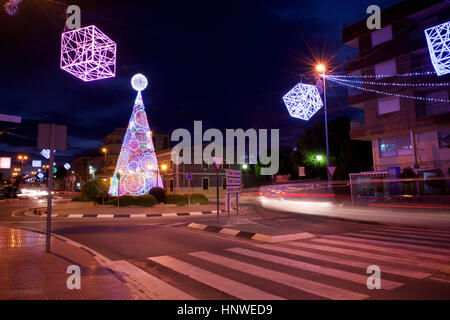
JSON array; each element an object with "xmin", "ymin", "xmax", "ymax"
[{"xmin": 1, "ymin": 198, "xmax": 450, "ymax": 300}]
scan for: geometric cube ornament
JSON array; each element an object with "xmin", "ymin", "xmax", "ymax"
[
  {"xmin": 424, "ymin": 21, "xmax": 450, "ymax": 76},
  {"xmin": 60, "ymin": 25, "xmax": 117, "ymax": 81},
  {"xmin": 282, "ymin": 83, "xmax": 323, "ymax": 121}
]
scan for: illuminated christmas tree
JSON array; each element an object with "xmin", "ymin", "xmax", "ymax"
[{"xmin": 109, "ymin": 74, "xmax": 163, "ymax": 196}]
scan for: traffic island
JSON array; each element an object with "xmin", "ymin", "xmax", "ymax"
[{"xmin": 187, "ymin": 222, "xmax": 315, "ymax": 243}]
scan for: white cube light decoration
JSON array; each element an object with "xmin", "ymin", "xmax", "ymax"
[
  {"xmin": 60, "ymin": 25, "xmax": 117, "ymax": 81},
  {"xmin": 283, "ymin": 83, "xmax": 323, "ymax": 121},
  {"xmin": 425, "ymin": 21, "xmax": 450, "ymax": 76}
]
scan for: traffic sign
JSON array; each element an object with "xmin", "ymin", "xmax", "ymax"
[
  {"xmin": 186, "ymin": 172, "xmax": 193, "ymax": 181},
  {"xmin": 212, "ymin": 157, "xmax": 223, "ymax": 172},
  {"xmin": 298, "ymin": 166, "xmax": 305, "ymax": 177},
  {"xmin": 226, "ymin": 186, "xmax": 241, "ymax": 194},
  {"xmin": 226, "ymin": 177, "xmax": 241, "ymax": 186},
  {"xmin": 226, "ymin": 169, "xmax": 241, "ymax": 178},
  {"xmin": 327, "ymin": 166, "xmax": 336, "ymax": 177}
]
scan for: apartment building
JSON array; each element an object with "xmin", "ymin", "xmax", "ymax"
[{"xmin": 343, "ymin": 0, "xmax": 450, "ymax": 181}]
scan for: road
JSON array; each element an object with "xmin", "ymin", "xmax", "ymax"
[{"xmin": 1, "ymin": 197, "xmax": 450, "ymax": 300}]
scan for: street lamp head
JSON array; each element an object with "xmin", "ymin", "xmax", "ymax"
[
  {"xmin": 18, "ymin": 155, "xmax": 22, "ymax": 160},
  {"xmin": 316, "ymin": 64, "xmax": 326, "ymax": 73},
  {"xmin": 102, "ymin": 147, "xmax": 107, "ymax": 153},
  {"xmin": 242, "ymin": 164, "xmax": 248, "ymax": 170},
  {"xmin": 316, "ymin": 155, "xmax": 323, "ymax": 162},
  {"xmin": 24, "ymin": 156, "xmax": 28, "ymax": 160},
  {"xmin": 161, "ymin": 164, "xmax": 167, "ymax": 171}
]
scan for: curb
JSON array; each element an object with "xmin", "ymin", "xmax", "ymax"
[
  {"xmin": 187, "ymin": 222, "xmax": 315, "ymax": 243},
  {"xmin": 23, "ymin": 209, "xmax": 239, "ymax": 219}
]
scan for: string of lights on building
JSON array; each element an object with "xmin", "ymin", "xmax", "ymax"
[
  {"xmin": 325, "ymin": 71, "xmax": 436, "ymax": 79},
  {"xmin": 325, "ymin": 76, "xmax": 450, "ymax": 103},
  {"xmin": 325, "ymin": 76, "xmax": 450, "ymax": 88}
]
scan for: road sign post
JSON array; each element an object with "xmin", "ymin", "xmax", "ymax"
[
  {"xmin": 186, "ymin": 172, "xmax": 192, "ymax": 207},
  {"xmin": 212, "ymin": 157, "xmax": 223, "ymax": 223},
  {"xmin": 37, "ymin": 123, "xmax": 67, "ymax": 253},
  {"xmin": 225, "ymin": 170, "xmax": 241, "ymax": 224}
]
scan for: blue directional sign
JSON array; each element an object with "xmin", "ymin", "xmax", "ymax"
[{"xmin": 186, "ymin": 172, "xmax": 193, "ymax": 181}]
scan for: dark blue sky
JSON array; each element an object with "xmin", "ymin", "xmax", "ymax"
[{"xmin": 0, "ymin": 0, "xmax": 390, "ymax": 161}]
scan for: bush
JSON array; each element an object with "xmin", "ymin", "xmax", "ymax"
[
  {"xmin": 71, "ymin": 194, "xmax": 90, "ymax": 202},
  {"xmin": 190, "ymin": 193, "xmax": 208, "ymax": 204},
  {"xmin": 81, "ymin": 180, "xmax": 109, "ymax": 201},
  {"xmin": 105, "ymin": 194, "xmax": 158, "ymax": 207},
  {"xmin": 149, "ymin": 187, "xmax": 166, "ymax": 202},
  {"xmin": 164, "ymin": 193, "xmax": 188, "ymax": 206},
  {"xmin": 163, "ymin": 193, "xmax": 209, "ymax": 205}
]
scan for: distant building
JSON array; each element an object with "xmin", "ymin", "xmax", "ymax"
[{"xmin": 343, "ymin": 0, "xmax": 450, "ymax": 182}]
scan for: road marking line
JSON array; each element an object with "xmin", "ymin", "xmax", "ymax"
[
  {"xmin": 226, "ymin": 247, "xmax": 403, "ymax": 290},
  {"xmin": 381, "ymin": 226, "xmax": 450, "ymax": 235},
  {"xmin": 130, "ymin": 214, "xmax": 147, "ymax": 218},
  {"xmin": 190, "ymin": 251, "xmax": 368, "ymax": 300},
  {"xmin": 253, "ymin": 243, "xmax": 430, "ymax": 279},
  {"xmin": 287, "ymin": 241, "xmax": 448, "ymax": 270},
  {"xmin": 429, "ymin": 276, "xmax": 450, "ymax": 284},
  {"xmin": 108, "ymin": 260, "xmax": 195, "ymax": 300},
  {"xmin": 377, "ymin": 226, "xmax": 450, "ymax": 237},
  {"xmin": 149, "ymin": 255, "xmax": 283, "ymax": 300},
  {"xmin": 325, "ymin": 234, "xmax": 450, "ymax": 255},
  {"xmin": 189, "ymin": 212, "xmax": 203, "ymax": 215},
  {"xmin": 97, "ymin": 214, "xmax": 114, "ymax": 218},
  {"xmin": 314, "ymin": 237, "xmax": 450, "ymax": 261},
  {"xmin": 187, "ymin": 223, "xmax": 208, "ymax": 230},
  {"xmin": 68, "ymin": 214, "xmax": 84, "ymax": 218},
  {"xmin": 362, "ymin": 230, "xmax": 450, "ymax": 242},
  {"xmin": 162, "ymin": 213, "xmax": 177, "ymax": 217},
  {"xmin": 219, "ymin": 228, "xmax": 240, "ymax": 236},
  {"xmin": 344, "ymin": 232, "xmax": 450, "ymax": 250}
]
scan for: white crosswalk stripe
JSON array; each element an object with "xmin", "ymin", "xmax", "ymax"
[
  {"xmin": 313, "ymin": 237, "xmax": 450, "ymax": 262},
  {"xmin": 324, "ymin": 234, "xmax": 450, "ymax": 255},
  {"xmin": 148, "ymin": 255, "xmax": 284, "ymax": 300},
  {"xmin": 253, "ymin": 243, "xmax": 431, "ymax": 279},
  {"xmin": 146, "ymin": 226, "xmax": 450, "ymax": 300},
  {"xmin": 225, "ymin": 247, "xmax": 403, "ymax": 289},
  {"xmin": 344, "ymin": 232, "xmax": 450, "ymax": 249},
  {"xmin": 190, "ymin": 251, "xmax": 369, "ymax": 300},
  {"xmin": 286, "ymin": 241, "xmax": 447, "ymax": 270},
  {"xmin": 376, "ymin": 226, "xmax": 450, "ymax": 238},
  {"xmin": 360, "ymin": 230, "xmax": 450, "ymax": 242}
]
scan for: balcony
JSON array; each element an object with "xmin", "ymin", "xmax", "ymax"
[{"xmin": 351, "ymin": 119, "xmax": 365, "ymax": 131}]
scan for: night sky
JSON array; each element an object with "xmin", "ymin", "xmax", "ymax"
[{"xmin": 0, "ymin": 0, "xmax": 387, "ymax": 162}]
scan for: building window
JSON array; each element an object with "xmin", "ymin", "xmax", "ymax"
[
  {"xmin": 426, "ymin": 91, "xmax": 450, "ymax": 116},
  {"xmin": 202, "ymin": 177, "xmax": 209, "ymax": 190},
  {"xmin": 222, "ymin": 177, "xmax": 226, "ymax": 190},
  {"xmin": 202, "ymin": 161, "xmax": 209, "ymax": 170},
  {"xmin": 377, "ymin": 97, "xmax": 400, "ymax": 115},
  {"xmin": 371, "ymin": 25, "xmax": 392, "ymax": 47},
  {"xmin": 379, "ymin": 135, "xmax": 412, "ymax": 157},
  {"xmin": 169, "ymin": 160, "xmax": 174, "ymax": 169},
  {"xmin": 379, "ymin": 137, "xmax": 396, "ymax": 157},
  {"xmin": 438, "ymin": 128, "xmax": 450, "ymax": 149},
  {"xmin": 374, "ymin": 59, "xmax": 396, "ymax": 78},
  {"xmin": 169, "ymin": 179, "xmax": 174, "ymax": 192}
]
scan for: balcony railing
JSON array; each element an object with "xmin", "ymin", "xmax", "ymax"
[{"xmin": 351, "ymin": 119, "xmax": 365, "ymax": 131}]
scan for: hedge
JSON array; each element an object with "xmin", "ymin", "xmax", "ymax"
[
  {"xmin": 164, "ymin": 193, "xmax": 208, "ymax": 206},
  {"xmin": 71, "ymin": 194, "xmax": 90, "ymax": 202},
  {"xmin": 104, "ymin": 194, "xmax": 158, "ymax": 207},
  {"xmin": 81, "ymin": 180, "xmax": 109, "ymax": 201}
]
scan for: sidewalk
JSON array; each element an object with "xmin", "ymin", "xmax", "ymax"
[{"xmin": 0, "ymin": 226, "xmax": 137, "ymax": 299}]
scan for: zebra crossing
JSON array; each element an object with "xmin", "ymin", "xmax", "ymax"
[{"xmin": 147, "ymin": 225, "xmax": 450, "ymax": 300}]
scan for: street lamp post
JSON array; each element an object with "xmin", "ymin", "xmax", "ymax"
[
  {"xmin": 102, "ymin": 147, "xmax": 107, "ymax": 177},
  {"xmin": 160, "ymin": 164, "xmax": 167, "ymax": 189},
  {"xmin": 316, "ymin": 64, "xmax": 330, "ymax": 181},
  {"xmin": 17, "ymin": 154, "xmax": 28, "ymax": 172}
]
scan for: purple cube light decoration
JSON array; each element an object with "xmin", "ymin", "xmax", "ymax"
[
  {"xmin": 283, "ymin": 83, "xmax": 323, "ymax": 121},
  {"xmin": 60, "ymin": 25, "xmax": 117, "ymax": 82}
]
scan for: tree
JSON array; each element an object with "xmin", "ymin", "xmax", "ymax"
[{"xmin": 289, "ymin": 117, "xmax": 372, "ymax": 180}]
